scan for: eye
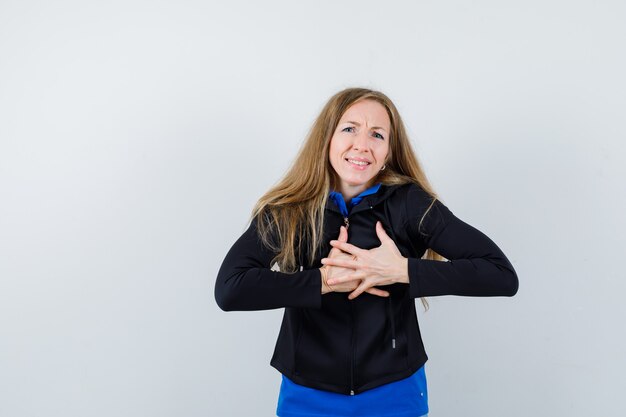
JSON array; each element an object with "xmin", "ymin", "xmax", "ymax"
[
  {"xmin": 373, "ymin": 132, "xmax": 385, "ymax": 140},
  {"xmin": 342, "ymin": 126, "xmax": 355, "ymax": 133}
]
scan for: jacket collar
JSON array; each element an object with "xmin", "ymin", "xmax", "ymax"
[{"xmin": 324, "ymin": 183, "xmax": 406, "ymax": 215}]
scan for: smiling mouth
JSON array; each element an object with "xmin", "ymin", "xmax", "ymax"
[{"xmin": 345, "ymin": 158, "xmax": 371, "ymax": 166}]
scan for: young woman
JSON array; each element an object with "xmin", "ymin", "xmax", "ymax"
[{"xmin": 215, "ymin": 87, "xmax": 519, "ymax": 417}]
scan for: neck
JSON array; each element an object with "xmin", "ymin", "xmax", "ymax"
[{"xmin": 337, "ymin": 183, "xmax": 372, "ymax": 203}]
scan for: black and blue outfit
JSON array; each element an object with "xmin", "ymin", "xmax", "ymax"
[
  {"xmin": 277, "ymin": 184, "xmax": 429, "ymax": 416},
  {"xmin": 215, "ymin": 182, "xmax": 518, "ymax": 416}
]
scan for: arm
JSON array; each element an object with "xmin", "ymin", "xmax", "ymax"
[
  {"xmin": 405, "ymin": 185, "xmax": 519, "ymax": 298},
  {"xmin": 321, "ymin": 185, "xmax": 519, "ymax": 299},
  {"xmin": 214, "ymin": 217, "xmax": 322, "ymax": 311}
]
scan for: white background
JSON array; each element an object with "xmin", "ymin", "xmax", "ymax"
[{"xmin": 1, "ymin": 1, "xmax": 625, "ymax": 416}]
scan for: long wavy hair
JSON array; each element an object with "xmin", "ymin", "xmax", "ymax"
[{"xmin": 252, "ymin": 87, "xmax": 446, "ymax": 310}]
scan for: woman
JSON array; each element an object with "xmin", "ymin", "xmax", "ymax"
[{"xmin": 215, "ymin": 87, "xmax": 519, "ymax": 417}]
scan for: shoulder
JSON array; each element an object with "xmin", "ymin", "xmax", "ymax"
[
  {"xmin": 386, "ymin": 183, "xmax": 456, "ymax": 236},
  {"xmin": 246, "ymin": 207, "xmax": 281, "ymax": 250},
  {"xmin": 382, "ymin": 182, "xmax": 436, "ymax": 212}
]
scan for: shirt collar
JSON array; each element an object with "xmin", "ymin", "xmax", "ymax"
[{"xmin": 329, "ymin": 183, "xmax": 382, "ymax": 217}]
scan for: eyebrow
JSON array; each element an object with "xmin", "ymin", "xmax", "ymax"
[{"xmin": 344, "ymin": 120, "xmax": 388, "ymax": 132}]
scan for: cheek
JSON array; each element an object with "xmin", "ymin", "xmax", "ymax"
[
  {"xmin": 328, "ymin": 137, "xmax": 343, "ymax": 161},
  {"xmin": 376, "ymin": 143, "xmax": 390, "ymax": 161}
]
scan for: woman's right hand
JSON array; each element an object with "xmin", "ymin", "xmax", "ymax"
[{"xmin": 320, "ymin": 226, "xmax": 389, "ymax": 298}]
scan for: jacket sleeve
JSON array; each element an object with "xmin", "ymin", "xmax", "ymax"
[
  {"xmin": 214, "ymin": 217, "xmax": 322, "ymax": 311},
  {"xmin": 404, "ymin": 184, "xmax": 519, "ymax": 298}
]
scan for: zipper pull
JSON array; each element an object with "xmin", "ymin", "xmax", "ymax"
[
  {"xmin": 350, "ymin": 390, "xmax": 355, "ymax": 396},
  {"xmin": 344, "ymin": 217, "xmax": 349, "ymax": 229}
]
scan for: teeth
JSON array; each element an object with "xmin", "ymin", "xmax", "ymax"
[{"xmin": 347, "ymin": 159, "xmax": 369, "ymax": 166}]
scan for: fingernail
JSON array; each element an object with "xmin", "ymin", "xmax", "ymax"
[
  {"xmin": 321, "ymin": 258, "xmax": 327, "ymax": 263},
  {"xmin": 327, "ymin": 280, "xmax": 335, "ymax": 285}
]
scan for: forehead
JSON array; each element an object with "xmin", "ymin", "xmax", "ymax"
[{"xmin": 339, "ymin": 99, "xmax": 390, "ymax": 127}]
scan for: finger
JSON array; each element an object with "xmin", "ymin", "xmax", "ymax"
[
  {"xmin": 338, "ymin": 225, "xmax": 348, "ymax": 243},
  {"xmin": 375, "ymin": 221, "xmax": 392, "ymax": 244},
  {"xmin": 327, "ymin": 270, "xmax": 366, "ymax": 286},
  {"xmin": 321, "ymin": 257, "xmax": 359, "ymax": 270},
  {"xmin": 329, "ymin": 240, "xmax": 364, "ymax": 256},
  {"xmin": 365, "ymin": 287, "xmax": 390, "ymax": 297},
  {"xmin": 348, "ymin": 281, "xmax": 371, "ymax": 300},
  {"xmin": 328, "ymin": 226, "xmax": 350, "ymax": 258},
  {"xmin": 328, "ymin": 245, "xmax": 343, "ymax": 258}
]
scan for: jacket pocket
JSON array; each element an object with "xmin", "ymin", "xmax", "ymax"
[{"xmin": 357, "ymin": 291, "xmax": 409, "ymax": 383}]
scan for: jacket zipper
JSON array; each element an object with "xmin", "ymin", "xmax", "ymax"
[
  {"xmin": 346, "ymin": 201, "xmax": 395, "ymax": 350},
  {"xmin": 326, "ymin": 191, "xmax": 396, "ymax": 395},
  {"xmin": 349, "ymin": 300, "xmax": 355, "ymax": 395},
  {"xmin": 344, "ymin": 214, "xmax": 354, "ymax": 395}
]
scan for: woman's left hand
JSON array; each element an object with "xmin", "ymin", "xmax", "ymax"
[{"xmin": 320, "ymin": 221, "xmax": 409, "ymax": 300}]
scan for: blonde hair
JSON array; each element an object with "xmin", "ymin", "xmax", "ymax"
[{"xmin": 252, "ymin": 87, "xmax": 446, "ymax": 310}]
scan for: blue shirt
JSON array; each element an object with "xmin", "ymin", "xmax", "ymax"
[
  {"xmin": 329, "ymin": 183, "xmax": 382, "ymax": 217},
  {"xmin": 277, "ymin": 368, "xmax": 429, "ymax": 417},
  {"xmin": 276, "ymin": 184, "xmax": 429, "ymax": 417}
]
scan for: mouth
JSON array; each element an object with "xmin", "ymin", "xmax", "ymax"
[{"xmin": 345, "ymin": 158, "xmax": 371, "ymax": 167}]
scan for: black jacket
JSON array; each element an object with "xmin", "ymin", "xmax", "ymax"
[{"xmin": 215, "ymin": 183, "xmax": 518, "ymax": 395}]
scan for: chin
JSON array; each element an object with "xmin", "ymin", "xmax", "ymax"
[{"xmin": 344, "ymin": 177, "xmax": 376, "ymax": 188}]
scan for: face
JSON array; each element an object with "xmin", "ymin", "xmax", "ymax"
[{"xmin": 328, "ymin": 99, "xmax": 390, "ymax": 199}]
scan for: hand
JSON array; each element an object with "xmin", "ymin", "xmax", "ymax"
[
  {"xmin": 321, "ymin": 221, "xmax": 409, "ymax": 300},
  {"xmin": 320, "ymin": 226, "xmax": 390, "ymax": 298}
]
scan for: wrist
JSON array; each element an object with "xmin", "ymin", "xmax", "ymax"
[
  {"xmin": 395, "ymin": 257, "xmax": 410, "ymax": 284},
  {"xmin": 320, "ymin": 266, "xmax": 333, "ymax": 294}
]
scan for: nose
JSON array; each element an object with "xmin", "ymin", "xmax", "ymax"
[{"xmin": 352, "ymin": 130, "xmax": 369, "ymax": 151}]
